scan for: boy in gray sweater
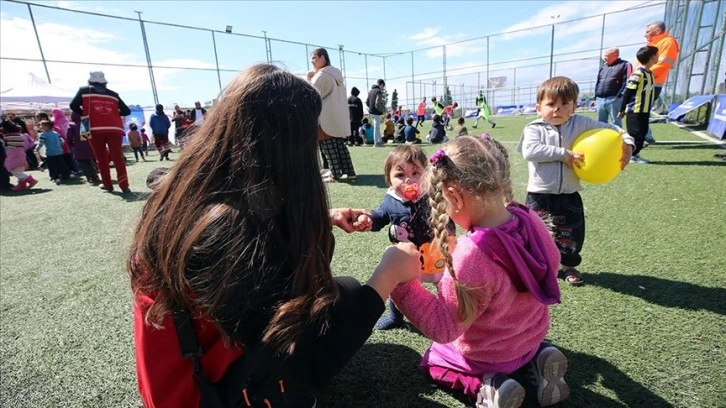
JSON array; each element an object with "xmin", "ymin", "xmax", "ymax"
[{"xmin": 517, "ymin": 76, "xmax": 635, "ymax": 286}]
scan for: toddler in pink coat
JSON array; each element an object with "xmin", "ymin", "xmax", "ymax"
[{"xmin": 389, "ymin": 136, "xmax": 570, "ymax": 408}]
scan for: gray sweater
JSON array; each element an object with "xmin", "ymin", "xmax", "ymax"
[{"xmin": 517, "ymin": 115, "xmax": 634, "ymax": 194}]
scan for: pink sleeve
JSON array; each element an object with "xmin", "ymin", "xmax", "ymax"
[
  {"xmin": 391, "ymin": 238, "xmax": 496, "ymax": 344},
  {"xmin": 22, "ymin": 134, "xmax": 34, "ymax": 150}
]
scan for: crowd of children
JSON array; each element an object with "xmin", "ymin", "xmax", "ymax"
[{"xmin": 0, "ymin": 107, "xmax": 170, "ymax": 193}]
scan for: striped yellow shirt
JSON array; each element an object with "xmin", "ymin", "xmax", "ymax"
[{"xmin": 624, "ymin": 67, "xmax": 655, "ymax": 114}]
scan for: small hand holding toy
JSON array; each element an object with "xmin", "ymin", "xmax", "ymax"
[
  {"xmin": 354, "ymin": 214, "xmax": 373, "ymax": 231},
  {"xmin": 401, "ymin": 182, "xmax": 419, "ymax": 201}
]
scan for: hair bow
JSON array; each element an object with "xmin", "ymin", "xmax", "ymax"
[{"xmin": 430, "ymin": 149, "xmax": 447, "ymax": 165}]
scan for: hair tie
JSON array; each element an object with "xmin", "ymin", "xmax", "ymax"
[
  {"xmin": 430, "ymin": 149, "xmax": 447, "ymax": 166},
  {"xmin": 480, "ymin": 132, "xmax": 491, "ymax": 141}
]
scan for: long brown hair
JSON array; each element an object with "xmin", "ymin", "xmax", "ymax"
[{"xmin": 128, "ymin": 64, "xmax": 337, "ymax": 354}]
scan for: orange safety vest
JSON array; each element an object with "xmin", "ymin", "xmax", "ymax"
[{"xmin": 647, "ymin": 32, "xmax": 680, "ymax": 87}]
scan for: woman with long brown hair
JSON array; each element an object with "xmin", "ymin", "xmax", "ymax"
[{"xmin": 128, "ymin": 64, "xmax": 419, "ymax": 407}]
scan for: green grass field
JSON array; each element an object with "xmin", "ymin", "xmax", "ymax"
[{"xmin": 1, "ymin": 115, "xmax": 724, "ymax": 407}]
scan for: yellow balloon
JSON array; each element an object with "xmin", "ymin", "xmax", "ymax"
[{"xmin": 572, "ymin": 128, "xmax": 623, "ymax": 184}]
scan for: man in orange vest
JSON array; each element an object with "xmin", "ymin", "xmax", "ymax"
[{"xmin": 644, "ymin": 20, "xmax": 680, "ymax": 144}]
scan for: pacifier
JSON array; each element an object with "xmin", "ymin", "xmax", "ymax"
[{"xmin": 401, "ymin": 183, "xmax": 419, "ymax": 201}]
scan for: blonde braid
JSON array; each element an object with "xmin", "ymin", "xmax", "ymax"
[
  {"xmin": 426, "ymin": 155, "xmax": 479, "ymax": 325},
  {"xmin": 428, "ymin": 173, "xmax": 455, "ymax": 282},
  {"xmin": 482, "ymin": 138, "xmax": 514, "ymax": 204}
]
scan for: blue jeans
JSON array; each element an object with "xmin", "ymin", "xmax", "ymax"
[
  {"xmin": 370, "ymin": 114, "xmax": 382, "ymax": 145},
  {"xmin": 596, "ymin": 96, "xmax": 623, "ymax": 127}
]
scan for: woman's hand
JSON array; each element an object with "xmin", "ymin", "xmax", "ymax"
[
  {"xmin": 366, "ymin": 243, "xmax": 421, "ymax": 300},
  {"xmin": 330, "ymin": 208, "xmax": 371, "ymax": 233},
  {"xmin": 306, "ymin": 70, "xmax": 316, "ymax": 80}
]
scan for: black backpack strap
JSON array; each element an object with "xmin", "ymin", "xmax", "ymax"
[{"xmin": 172, "ymin": 311, "xmax": 226, "ymax": 408}]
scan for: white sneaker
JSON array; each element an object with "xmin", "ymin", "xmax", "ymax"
[
  {"xmin": 527, "ymin": 344, "xmax": 570, "ymax": 407},
  {"xmin": 476, "ymin": 374, "xmax": 524, "ymax": 408}
]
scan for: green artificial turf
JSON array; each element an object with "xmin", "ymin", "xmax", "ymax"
[{"xmin": 1, "ymin": 115, "xmax": 724, "ymax": 407}]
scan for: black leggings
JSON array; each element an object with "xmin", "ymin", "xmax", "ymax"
[{"xmin": 526, "ymin": 192, "xmax": 585, "ymax": 267}]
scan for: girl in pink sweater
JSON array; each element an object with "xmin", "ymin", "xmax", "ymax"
[{"xmin": 390, "ymin": 136, "xmax": 570, "ymax": 408}]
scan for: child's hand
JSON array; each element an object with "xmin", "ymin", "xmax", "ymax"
[
  {"xmin": 353, "ymin": 214, "xmax": 372, "ymax": 231},
  {"xmin": 620, "ymin": 143, "xmax": 634, "ymax": 169},
  {"xmin": 563, "ymin": 150, "xmax": 585, "ymax": 169}
]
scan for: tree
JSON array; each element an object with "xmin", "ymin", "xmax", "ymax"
[
  {"xmin": 443, "ymin": 86, "xmax": 453, "ymax": 106},
  {"xmin": 391, "ymin": 89, "xmax": 398, "ymax": 111}
]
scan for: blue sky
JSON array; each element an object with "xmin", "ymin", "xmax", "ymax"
[{"xmin": 1, "ymin": 0, "xmax": 666, "ymax": 108}]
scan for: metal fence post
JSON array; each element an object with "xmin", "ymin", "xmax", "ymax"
[
  {"xmin": 211, "ymin": 31, "xmax": 222, "ymax": 92},
  {"xmin": 135, "ymin": 11, "xmax": 158, "ymax": 105},
  {"xmin": 26, "ymin": 4, "xmax": 51, "ymax": 84}
]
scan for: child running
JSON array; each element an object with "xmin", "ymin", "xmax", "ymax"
[
  {"xmin": 517, "ymin": 76, "xmax": 634, "ymax": 286},
  {"xmin": 354, "ymin": 145, "xmax": 452, "ymax": 330},
  {"xmin": 389, "ymin": 136, "xmax": 569, "ymax": 408},
  {"xmin": 473, "ymin": 91, "xmax": 496, "ymax": 129}
]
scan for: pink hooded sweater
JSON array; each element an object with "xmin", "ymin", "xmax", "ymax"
[{"xmin": 391, "ymin": 204, "xmax": 561, "ymax": 364}]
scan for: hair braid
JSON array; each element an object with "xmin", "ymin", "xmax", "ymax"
[{"xmin": 428, "ymin": 173, "xmax": 455, "ymax": 282}]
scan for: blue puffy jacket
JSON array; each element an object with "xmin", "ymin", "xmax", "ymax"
[{"xmin": 149, "ymin": 112, "xmax": 171, "ymax": 135}]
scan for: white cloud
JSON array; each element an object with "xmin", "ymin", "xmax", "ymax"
[
  {"xmin": 501, "ymin": 1, "xmax": 665, "ymax": 41},
  {"xmin": 406, "ymin": 27, "xmax": 486, "ymax": 59},
  {"xmin": 0, "ymin": 14, "xmax": 216, "ymax": 98}
]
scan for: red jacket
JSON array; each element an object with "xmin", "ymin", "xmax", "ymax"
[
  {"xmin": 133, "ymin": 294, "xmax": 244, "ymax": 408},
  {"xmin": 69, "ymin": 85, "xmax": 131, "ymax": 136}
]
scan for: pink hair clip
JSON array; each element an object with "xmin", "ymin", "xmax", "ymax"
[
  {"xmin": 430, "ymin": 149, "xmax": 447, "ymax": 165},
  {"xmin": 480, "ymin": 132, "xmax": 491, "ymax": 141}
]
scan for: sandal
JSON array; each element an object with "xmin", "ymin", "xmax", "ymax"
[{"xmin": 559, "ymin": 267, "xmax": 584, "ymax": 286}]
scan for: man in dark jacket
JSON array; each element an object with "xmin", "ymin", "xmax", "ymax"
[
  {"xmin": 69, "ymin": 71, "xmax": 132, "ymax": 194},
  {"xmin": 348, "ymin": 87, "xmax": 364, "ymax": 146},
  {"xmin": 365, "ymin": 79, "xmax": 386, "ymax": 147},
  {"xmin": 594, "ymin": 48, "xmax": 632, "ymax": 127}
]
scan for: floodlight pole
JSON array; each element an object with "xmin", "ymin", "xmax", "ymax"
[
  {"xmin": 135, "ymin": 11, "xmax": 159, "ymax": 105},
  {"xmin": 27, "ymin": 4, "xmax": 51, "ymax": 84}
]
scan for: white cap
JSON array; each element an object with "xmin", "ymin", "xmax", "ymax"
[{"xmin": 88, "ymin": 71, "xmax": 107, "ymax": 84}]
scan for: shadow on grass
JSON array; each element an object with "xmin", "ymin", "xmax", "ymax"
[
  {"xmin": 652, "ymin": 142, "xmax": 724, "ymax": 150},
  {"xmin": 0, "ymin": 188, "xmax": 53, "ymax": 196},
  {"xmin": 647, "ymin": 160, "xmax": 726, "ymax": 166},
  {"xmin": 318, "ymin": 342, "xmax": 449, "ymax": 407},
  {"xmin": 552, "ymin": 345, "xmax": 675, "ymax": 408},
  {"xmin": 345, "ymin": 174, "xmax": 388, "ymax": 189},
  {"xmin": 587, "ymin": 272, "xmax": 725, "ymax": 315},
  {"xmin": 108, "ymin": 190, "xmax": 151, "ymax": 202}
]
